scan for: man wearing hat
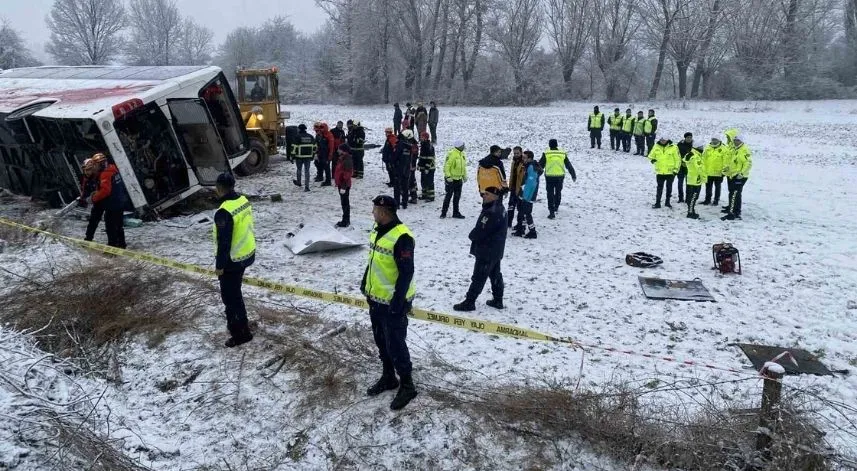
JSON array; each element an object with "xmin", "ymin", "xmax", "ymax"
[
  {"xmin": 538, "ymin": 139, "xmax": 577, "ymax": 219},
  {"xmin": 607, "ymin": 107, "xmax": 624, "ymax": 151},
  {"xmin": 454, "ymin": 186, "xmax": 507, "ymax": 311},
  {"xmin": 441, "ymin": 141, "xmax": 467, "ymax": 218},
  {"xmin": 644, "ymin": 109, "xmax": 658, "ymax": 156},
  {"xmin": 648, "ymin": 136, "xmax": 680, "ymax": 208},
  {"xmin": 587, "ymin": 105, "xmax": 605, "ymax": 149},
  {"xmin": 676, "ymin": 132, "xmax": 695, "ymax": 203},
  {"xmin": 79, "ymin": 152, "xmax": 128, "ymax": 248},
  {"xmin": 291, "ymin": 124, "xmax": 316, "ymax": 191},
  {"xmin": 722, "ymin": 134, "xmax": 752, "ymax": 220},
  {"xmin": 701, "ymin": 137, "xmax": 727, "ymax": 205},
  {"xmin": 213, "ymin": 173, "xmax": 256, "ymax": 347},
  {"xmin": 360, "ymin": 195, "xmax": 418, "ymax": 410}
]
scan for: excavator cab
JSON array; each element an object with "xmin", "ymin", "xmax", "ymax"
[{"xmin": 235, "ymin": 67, "xmax": 289, "ymax": 175}]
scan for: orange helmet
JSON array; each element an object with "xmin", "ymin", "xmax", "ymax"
[{"xmin": 91, "ymin": 153, "xmax": 106, "ymax": 164}]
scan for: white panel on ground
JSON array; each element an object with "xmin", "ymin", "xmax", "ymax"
[{"xmin": 284, "ymin": 223, "xmax": 363, "ymax": 255}]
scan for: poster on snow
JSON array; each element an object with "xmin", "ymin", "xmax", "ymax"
[{"xmin": 638, "ymin": 276, "xmax": 716, "ymax": 302}]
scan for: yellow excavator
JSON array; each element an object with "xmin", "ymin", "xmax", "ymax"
[{"xmin": 234, "ymin": 66, "xmax": 289, "ymax": 175}]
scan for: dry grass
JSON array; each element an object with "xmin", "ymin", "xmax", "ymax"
[{"xmin": 0, "ymin": 258, "xmax": 213, "ymax": 375}]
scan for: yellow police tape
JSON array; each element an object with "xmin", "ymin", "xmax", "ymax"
[{"xmin": 0, "ymin": 217, "xmax": 578, "ymax": 348}]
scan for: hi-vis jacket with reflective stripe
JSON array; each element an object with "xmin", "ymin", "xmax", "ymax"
[
  {"xmin": 212, "ymin": 195, "xmax": 256, "ymax": 263},
  {"xmin": 544, "ymin": 149, "xmax": 568, "ymax": 177},
  {"xmin": 364, "ymin": 224, "xmax": 416, "ymax": 305}
]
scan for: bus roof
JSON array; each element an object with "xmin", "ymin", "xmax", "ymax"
[{"xmin": 0, "ymin": 65, "xmax": 221, "ymax": 119}]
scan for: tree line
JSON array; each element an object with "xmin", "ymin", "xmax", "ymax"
[{"xmin": 2, "ymin": 0, "xmax": 856, "ymax": 104}]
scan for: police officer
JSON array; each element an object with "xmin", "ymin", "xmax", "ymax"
[
  {"xmin": 291, "ymin": 124, "xmax": 316, "ymax": 191},
  {"xmin": 361, "ymin": 195, "xmax": 418, "ymax": 410},
  {"xmin": 648, "ymin": 137, "xmax": 680, "ymax": 208},
  {"xmin": 676, "ymin": 132, "xmax": 695, "ymax": 203},
  {"xmin": 539, "ymin": 139, "xmax": 577, "ymax": 219},
  {"xmin": 621, "ymin": 108, "xmax": 634, "ymax": 152},
  {"xmin": 722, "ymin": 135, "xmax": 752, "ymax": 221},
  {"xmin": 644, "ymin": 109, "xmax": 658, "ymax": 156},
  {"xmin": 632, "ymin": 111, "xmax": 646, "ymax": 155},
  {"xmin": 454, "ymin": 187, "xmax": 507, "ymax": 311},
  {"xmin": 213, "ymin": 173, "xmax": 256, "ymax": 348},
  {"xmin": 587, "ymin": 106, "xmax": 605, "ymax": 149},
  {"xmin": 607, "ymin": 107, "xmax": 623, "ymax": 151}
]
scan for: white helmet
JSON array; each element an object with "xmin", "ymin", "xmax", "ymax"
[{"xmin": 402, "ymin": 129, "xmax": 414, "ymax": 139}]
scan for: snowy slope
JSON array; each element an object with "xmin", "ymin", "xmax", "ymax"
[{"xmin": 2, "ymin": 100, "xmax": 857, "ymax": 469}]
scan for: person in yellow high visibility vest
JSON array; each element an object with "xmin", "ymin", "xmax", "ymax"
[
  {"xmin": 644, "ymin": 109, "xmax": 659, "ymax": 156},
  {"xmin": 538, "ymin": 139, "xmax": 577, "ymax": 219},
  {"xmin": 648, "ymin": 137, "xmax": 680, "ymax": 208},
  {"xmin": 587, "ymin": 105, "xmax": 605, "ymax": 149},
  {"xmin": 213, "ymin": 173, "xmax": 256, "ymax": 348},
  {"xmin": 632, "ymin": 110, "xmax": 646, "ymax": 155},
  {"xmin": 621, "ymin": 108, "xmax": 634, "ymax": 152},
  {"xmin": 722, "ymin": 135, "xmax": 752, "ymax": 221},
  {"xmin": 360, "ymin": 195, "xmax": 418, "ymax": 410},
  {"xmin": 607, "ymin": 107, "xmax": 624, "ymax": 152},
  {"xmin": 683, "ymin": 146, "xmax": 705, "ymax": 219}
]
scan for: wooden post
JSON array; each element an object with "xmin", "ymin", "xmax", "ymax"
[{"xmin": 756, "ymin": 362, "xmax": 785, "ymax": 462}]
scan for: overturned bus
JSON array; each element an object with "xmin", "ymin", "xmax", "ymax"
[{"xmin": 0, "ymin": 66, "xmax": 251, "ymax": 214}]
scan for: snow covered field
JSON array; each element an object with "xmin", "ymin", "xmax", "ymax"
[{"xmin": 2, "ymin": 100, "xmax": 857, "ymax": 470}]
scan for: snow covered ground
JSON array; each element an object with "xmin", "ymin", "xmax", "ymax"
[{"xmin": 2, "ymin": 100, "xmax": 857, "ymax": 470}]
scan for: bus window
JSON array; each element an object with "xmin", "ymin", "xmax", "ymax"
[
  {"xmin": 167, "ymin": 99, "xmax": 230, "ymax": 185},
  {"xmin": 201, "ymin": 75, "xmax": 246, "ymax": 158}
]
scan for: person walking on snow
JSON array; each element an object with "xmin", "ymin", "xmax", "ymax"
[
  {"xmin": 676, "ymin": 132, "xmax": 695, "ymax": 203},
  {"xmin": 649, "ymin": 137, "xmax": 680, "ymax": 208},
  {"xmin": 334, "ymin": 144, "xmax": 354, "ymax": 227},
  {"xmin": 213, "ymin": 173, "xmax": 255, "ymax": 348},
  {"xmin": 588, "ymin": 105, "xmax": 605, "ymax": 149},
  {"xmin": 441, "ymin": 141, "xmax": 467, "ymax": 219},
  {"xmin": 607, "ymin": 107, "xmax": 623, "ymax": 151},
  {"xmin": 539, "ymin": 139, "xmax": 577, "ymax": 219},
  {"xmin": 418, "ymin": 131, "xmax": 436, "ymax": 201},
  {"xmin": 507, "ymin": 147, "xmax": 525, "ymax": 229},
  {"xmin": 722, "ymin": 135, "xmax": 752, "ymax": 221},
  {"xmin": 513, "ymin": 150, "xmax": 541, "ymax": 239},
  {"xmin": 683, "ymin": 146, "xmax": 705, "ymax": 219},
  {"xmin": 360, "ymin": 195, "xmax": 418, "ymax": 410},
  {"xmin": 701, "ymin": 137, "xmax": 726, "ymax": 205},
  {"xmin": 454, "ymin": 187, "xmax": 507, "ymax": 312}
]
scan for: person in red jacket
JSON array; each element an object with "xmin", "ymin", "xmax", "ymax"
[
  {"xmin": 334, "ymin": 144, "xmax": 354, "ymax": 227},
  {"xmin": 80, "ymin": 153, "xmax": 128, "ymax": 248},
  {"xmin": 79, "ymin": 158, "xmax": 102, "ymax": 242}
]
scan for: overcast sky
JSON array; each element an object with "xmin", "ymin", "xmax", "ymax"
[{"xmin": 0, "ymin": 0, "xmax": 328, "ymax": 62}]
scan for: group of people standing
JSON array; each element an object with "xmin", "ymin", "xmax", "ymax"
[
  {"xmin": 393, "ymin": 102, "xmax": 439, "ymax": 143},
  {"xmin": 588, "ymin": 106, "xmax": 659, "ymax": 156}
]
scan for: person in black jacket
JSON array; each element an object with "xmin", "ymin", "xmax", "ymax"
[
  {"xmin": 346, "ymin": 120, "xmax": 366, "ymax": 178},
  {"xmin": 675, "ymin": 132, "xmax": 694, "ymax": 203},
  {"xmin": 213, "ymin": 173, "xmax": 256, "ymax": 348},
  {"xmin": 418, "ymin": 131, "xmax": 436, "ymax": 201},
  {"xmin": 453, "ymin": 187, "xmax": 507, "ymax": 312},
  {"xmin": 393, "ymin": 129, "xmax": 418, "ymax": 209},
  {"xmin": 393, "ymin": 103, "xmax": 403, "ymax": 135}
]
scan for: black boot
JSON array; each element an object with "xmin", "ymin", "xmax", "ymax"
[
  {"xmin": 652, "ymin": 203, "xmax": 661, "ymax": 209},
  {"xmin": 390, "ymin": 374, "xmax": 418, "ymax": 410},
  {"xmin": 224, "ymin": 332, "xmax": 253, "ymax": 348},
  {"xmin": 547, "ymin": 212, "xmax": 555, "ymax": 219},
  {"xmin": 512, "ymin": 226, "xmax": 525, "ymax": 237},
  {"xmin": 524, "ymin": 229, "xmax": 537, "ymax": 239},
  {"xmin": 506, "ymin": 210, "xmax": 515, "ymax": 228},
  {"xmin": 293, "ymin": 179, "xmax": 301, "ymax": 187},
  {"xmin": 452, "ymin": 213, "xmax": 465, "ymax": 219},
  {"xmin": 486, "ymin": 298, "xmax": 504, "ymax": 309},
  {"xmin": 453, "ymin": 299, "xmax": 476, "ymax": 311},
  {"xmin": 367, "ymin": 370, "xmax": 399, "ymax": 396},
  {"xmin": 335, "ymin": 220, "xmax": 349, "ymax": 228}
]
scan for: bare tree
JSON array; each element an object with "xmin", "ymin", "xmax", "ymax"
[
  {"xmin": 688, "ymin": 0, "xmax": 724, "ymax": 98},
  {"xmin": 0, "ymin": 20, "xmax": 40, "ymax": 69},
  {"xmin": 175, "ymin": 19, "xmax": 213, "ymax": 65},
  {"xmin": 126, "ymin": 0, "xmax": 182, "ymax": 66},
  {"xmin": 391, "ymin": 0, "xmax": 430, "ymax": 95},
  {"xmin": 45, "ymin": 0, "xmax": 126, "ymax": 65},
  {"xmin": 593, "ymin": 0, "xmax": 637, "ymax": 101},
  {"xmin": 664, "ymin": 0, "xmax": 709, "ymax": 98},
  {"xmin": 457, "ymin": 0, "xmax": 485, "ymax": 91},
  {"xmin": 638, "ymin": 0, "xmax": 688, "ymax": 99},
  {"xmin": 488, "ymin": 0, "xmax": 544, "ymax": 95},
  {"xmin": 546, "ymin": 0, "xmax": 592, "ymax": 94}
]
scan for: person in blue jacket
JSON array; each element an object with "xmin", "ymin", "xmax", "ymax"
[{"xmin": 513, "ymin": 150, "xmax": 542, "ymax": 239}]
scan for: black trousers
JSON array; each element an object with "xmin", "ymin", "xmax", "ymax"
[
  {"xmin": 339, "ymin": 187, "xmax": 350, "ymax": 224},
  {"xmin": 677, "ymin": 168, "xmax": 687, "ymax": 201},
  {"xmin": 393, "ymin": 166, "xmax": 411, "ymax": 209},
  {"xmin": 634, "ymin": 135, "xmax": 645, "ymax": 155},
  {"xmin": 704, "ymin": 176, "xmax": 723, "ymax": 203},
  {"xmin": 686, "ymin": 184, "xmax": 701, "ymax": 214},
  {"xmin": 622, "ymin": 132, "xmax": 632, "ymax": 152},
  {"xmin": 85, "ymin": 203, "xmax": 105, "ymax": 241},
  {"xmin": 727, "ymin": 177, "xmax": 747, "ymax": 215},
  {"xmin": 516, "ymin": 200, "xmax": 534, "ymax": 229},
  {"xmin": 441, "ymin": 179, "xmax": 463, "ymax": 215},
  {"xmin": 507, "ymin": 193, "xmax": 519, "ymax": 227},
  {"xmin": 409, "ymin": 169, "xmax": 419, "ymax": 201},
  {"xmin": 429, "ymin": 123, "xmax": 437, "ymax": 143},
  {"xmin": 589, "ymin": 130, "xmax": 602, "ymax": 148},
  {"xmin": 104, "ymin": 209, "xmax": 126, "ymax": 248},
  {"xmin": 353, "ymin": 150, "xmax": 365, "ymax": 178},
  {"xmin": 315, "ymin": 158, "xmax": 331, "ymax": 183},
  {"xmin": 655, "ymin": 174, "xmax": 675, "ymax": 205},
  {"xmin": 369, "ymin": 301, "xmax": 412, "ymax": 376},
  {"xmin": 384, "ymin": 162, "xmax": 396, "ymax": 185},
  {"xmin": 645, "ymin": 135, "xmax": 656, "ymax": 156},
  {"xmin": 420, "ymin": 169, "xmax": 435, "ymax": 200},
  {"xmin": 466, "ymin": 257, "xmax": 504, "ymax": 302},
  {"xmin": 545, "ymin": 176, "xmax": 564, "ymax": 213},
  {"xmin": 219, "ymin": 267, "xmax": 250, "ymax": 341},
  {"xmin": 393, "ymin": 123, "xmax": 401, "ymax": 135},
  {"xmin": 609, "ymin": 130, "xmax": 621, "ymax": 150}
]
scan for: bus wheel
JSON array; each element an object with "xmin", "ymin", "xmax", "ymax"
[{"xmin": 236, "ymin": 138, "xmax": 269, "ymax": 176}]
